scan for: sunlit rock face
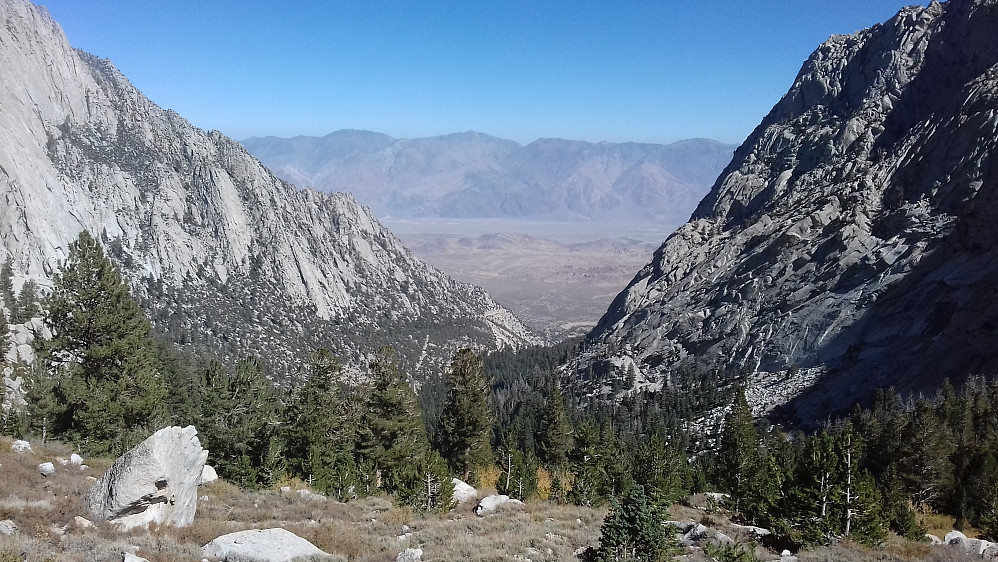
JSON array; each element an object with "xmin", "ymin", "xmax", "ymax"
[
  {"xmin": 0, "ymin": 0, "xmax": 536, "ymax": 379},
  {"xmin": 581, "ymin": 0, "xmax": 998, "ymax": 423}
]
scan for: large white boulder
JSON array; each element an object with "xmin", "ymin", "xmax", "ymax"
[
  {"xmin": 945, "ymin": 530, "xmax": 998, "ymax": 556},
  {"xmin": 38, "ymin": 462, "xmax": 55, "ymax": 476},
  {"xmin": 11, "ymin": 440, "xmax": 30, "ymax": 454},
  {"xmin": 451, "ymin": 478, "xmax": 477, "ymax": 505},
  {"xmin": 473, "ymin": 494, "xmax": 524, "ymax": 517},
  {"xmin": 87, "ymin": 426, "xmax": 208, "ymax": 530},
  {"xmin": 201, "ymin": 528, "xmax": 330, "ymax": 561}
]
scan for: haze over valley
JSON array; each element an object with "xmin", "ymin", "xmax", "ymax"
[{"xmin": 242, "ymin": 132, "xmax": 736, "ymax": 338}]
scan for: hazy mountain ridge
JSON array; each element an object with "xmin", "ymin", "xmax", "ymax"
[
  {"xmin": 241, "ymin": 131, "xmax": 735, "ymax": 226},
  {"xmin": 579, "ymin": 0, "xmax": 998, "ymax": 422},
  {"xmin": 0, "ymin": 0, "xmax": 536, "ymax": 377}
]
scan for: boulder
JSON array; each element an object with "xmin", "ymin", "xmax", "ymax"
[
  {"xmin": 70, "ymin": 453, "xmax": 84, "ymax": 466},
  {"xmin": 451, "ymin": 478, "xmax": 477, "ymax": 504},
  {"xmin": 926, "ymin": 534, "xmax": 943, "ymax": 545},
  {"xmin": 200, "ymin": 464, "xmax": 218, "ymax": 485},
  {"xmin": 10, "ymin": 440, "xmax": 30, "ymax": 454},
  {"xmin": 396, "ymin": 548, "xmax": 423, "ymax": 562},
  {"xmin": 38, "ymin": 462, "xmax": 55, "ymax": 476},
  {"xmin": 123, "ymin": 553, "xmax": 149, "ymax": 562},
  {"xmin": 201, "ymin": 528, "xmax": 330, "ymax": 561},
  {"xmin": 945, "ymin": 530, "xmax": 998, "ymax": 556},
  {"xmin": 87, "ymin": 426, "xmax": 208, "ymax": 530},
  {"xmin": 72, "ymin": 516, "xmax": 94, "ymax": 530},
  {"xmin": 474, "ymin": 494, "xmax": 524, "ymax": 516}
]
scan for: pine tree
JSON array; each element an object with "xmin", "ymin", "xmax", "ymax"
[
  {"xmin": 196, "ymin": 358, "xmax": 282, "ymax": 488},
  {"xmin": 0, "ymin": 257, "xmax": 15, "ymax": 317},
  {"xmin": 33, "ymin": 230, "xmax": 167, "ymax": 455},
  {"xmin": 596, "ymin": 484, "xmax": 674, "ymax": 561},
  {"xmin": 718, "ymin": 389, "xmax": 760, "ymax": 516},
  {"xmin": 437, "ymin": 348, "xmax": 493, "ymax": 483},
  {"xmin": 12, "ymin": 279, "xmax": 40, "ymax": 323},
  {"xmin": 282, "ymin": 348, "xmax": 360, "ymax": 499},
  {"xmin": 497, "ymin": 432, "xmax": 539, "ymax": 500},
  {"xmin": 357, "ymin": 346, "xmax": 451, "ymax": 509},
  {"xmin": 538, "ymin": 381, "xmax": 573, "ymax": 469}
]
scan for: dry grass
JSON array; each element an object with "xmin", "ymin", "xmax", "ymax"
[{"xmin": 0, "ymin": 437, "xmax": 991, "ymax": 561}]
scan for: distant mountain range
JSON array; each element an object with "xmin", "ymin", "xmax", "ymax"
[
  {"xmin": 577, "ymin": 0, "xmax": 998, "ymax": 424},
  {"xmin": 242, "ymin": 131, "xmax": 735, "ymax": 227}
]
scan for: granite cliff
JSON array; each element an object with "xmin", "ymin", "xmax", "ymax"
[
  {"xmin": 0, "ymin": 0, "xmax": 535, "ymax": 378},
  {"xmin": 580, "ymin": 0, "xmax": 998, "ymax": 423}
]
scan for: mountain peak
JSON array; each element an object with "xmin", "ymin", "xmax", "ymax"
[{"xmin": 580, "ymin": 0, "xmax": 998, "ymax": 423}]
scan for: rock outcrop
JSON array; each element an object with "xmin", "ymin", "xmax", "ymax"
[
  {"xmin": 200, "ymin": 528, "xmax": 330, "ymax": 561},
  {"xmin": 581, "ymin": 0, "xmax": 998, "ymax": 422},
  {"xmin": 87, "ymin": 426, "xmax": 208, "ymax": 530},
  {"xmin": 0, "ymin": 0, "xmax": 535, "ymax": 381}
]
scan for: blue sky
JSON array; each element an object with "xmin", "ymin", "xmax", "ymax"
[{"xmin": 39, "ymin": 1, "xmax": 925, "ymax": 145}]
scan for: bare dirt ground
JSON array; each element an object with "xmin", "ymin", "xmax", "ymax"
[{"xmin": 386, "ymin": 219, "xmax": 669, "ymax": 342}]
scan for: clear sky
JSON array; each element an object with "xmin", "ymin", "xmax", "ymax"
[{"xmin": 38, "ymin": 1, "xmax": 926, "ymax": 146}]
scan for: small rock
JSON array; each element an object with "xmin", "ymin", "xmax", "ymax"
[
  {"xmin": 781, "ymin": 550, "xmax": 792, "ymax": 557},
  {"xmin": 73, "ymin": 516, "xmax": 94, "ymax": 530},
  {"xmin": 712, "ymin": 531, "xmax": 734, "ymax": 546},
  {"xmin": 396, "ymin": 548, "xmax": 422, "ymax": 562},
  {"xmin": 38, "ymin": 462, "xmax": 55, "ymax": 476},
  {"xmin": 123, "ymin": 553, "xmax": 149, "ymax": 562},
  {"xmin": 11, "ymin": 440, "xmax": 31, "ymax": 454},
  {"xmin": 199, "ymin": 464, "xmax": 218, "ymax": 485},
  {"xmin": 280, "ymin": 486, "xmax": 292, "ymax": 493},
  {"xmin": 0, "ymin": 520, "xmax": 18, "ymax": 536},
  {"xmin": 925, "ymin": 534, "xmax": 943, "ymax": 545},
  {"xmin": 70, "ymin": 453, "xmax": 84, "ymax": 466}
]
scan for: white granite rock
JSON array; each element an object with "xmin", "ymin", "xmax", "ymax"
[
  {"xmin": 474, "ymin": 494, "xmax": 524, "ymax": 516},
  {"xmin": 201, "ymin": 528, "xmax": 330, "ymax": 561},
  {"xmin": 451, "ymin": 478, "xmax": 477, "ymax": 505},
  {"xmin": 87, "ymin": 426, "xmax": 208, "ymax": 530}
]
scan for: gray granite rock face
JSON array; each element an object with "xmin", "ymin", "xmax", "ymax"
[
  {"xmin": 0, "ymin": 0, "xmax": 536, "ymax": 380},
  {"xmin": 582, "ymin": 0, "xmax": 998, "ymax": 423},
  {"xmin": 87, "ymin": 426, "xmax": 208, "ymax": 530}
]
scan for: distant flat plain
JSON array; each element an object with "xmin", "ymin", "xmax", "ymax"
[{"xmin": 384, "ymin": 218, "xmax": 674, "ymax": 342}]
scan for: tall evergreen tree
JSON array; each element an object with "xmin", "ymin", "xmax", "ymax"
[
  {"xmin": 437, "ymin": 348, "xmax": 493, "ymax": 483},
  {"xmin": 33, "ymin": 230, "xmax": 167, "ymax": 455},
  {"xmin": 0, "ymin": 257, "xmax": 15, "ymax": 317},
  {"xmin": 718, "ymin": 389, "xmax": 760, "ymax": 515},
  {"xmin": 12, "ymin": 279, "xmax": 40, "ymax": 323},
  {"xmin": 357, "ymin": 346, "xmax": 452, "ymax": 509},
  {"xmin": 282, "ymin": 348, "xmax": 360, "ymax": 499},
  {"xmin": 538, "ymin": 381, "xmax": 573, "ymax": 469},
  {"xmin": 196, "ymin": 358, "xmax": 282, "ymax": 488}
]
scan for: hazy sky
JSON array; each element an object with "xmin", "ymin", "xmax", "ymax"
[{"xmin": 39, "ymin": 1, "xmax": 926, "ymax": 145}]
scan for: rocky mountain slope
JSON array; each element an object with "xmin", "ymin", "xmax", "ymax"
[
  {"xmin": 579, "ymin": 0, "xmax": 998, "ymax": 423},
  {"xmin": 0, "ymin": 0, "xmax": 536, "ymax": 378},
  {"xmin": 242, "ymin": 131, "xmax": 735, "ymax": 226}
]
